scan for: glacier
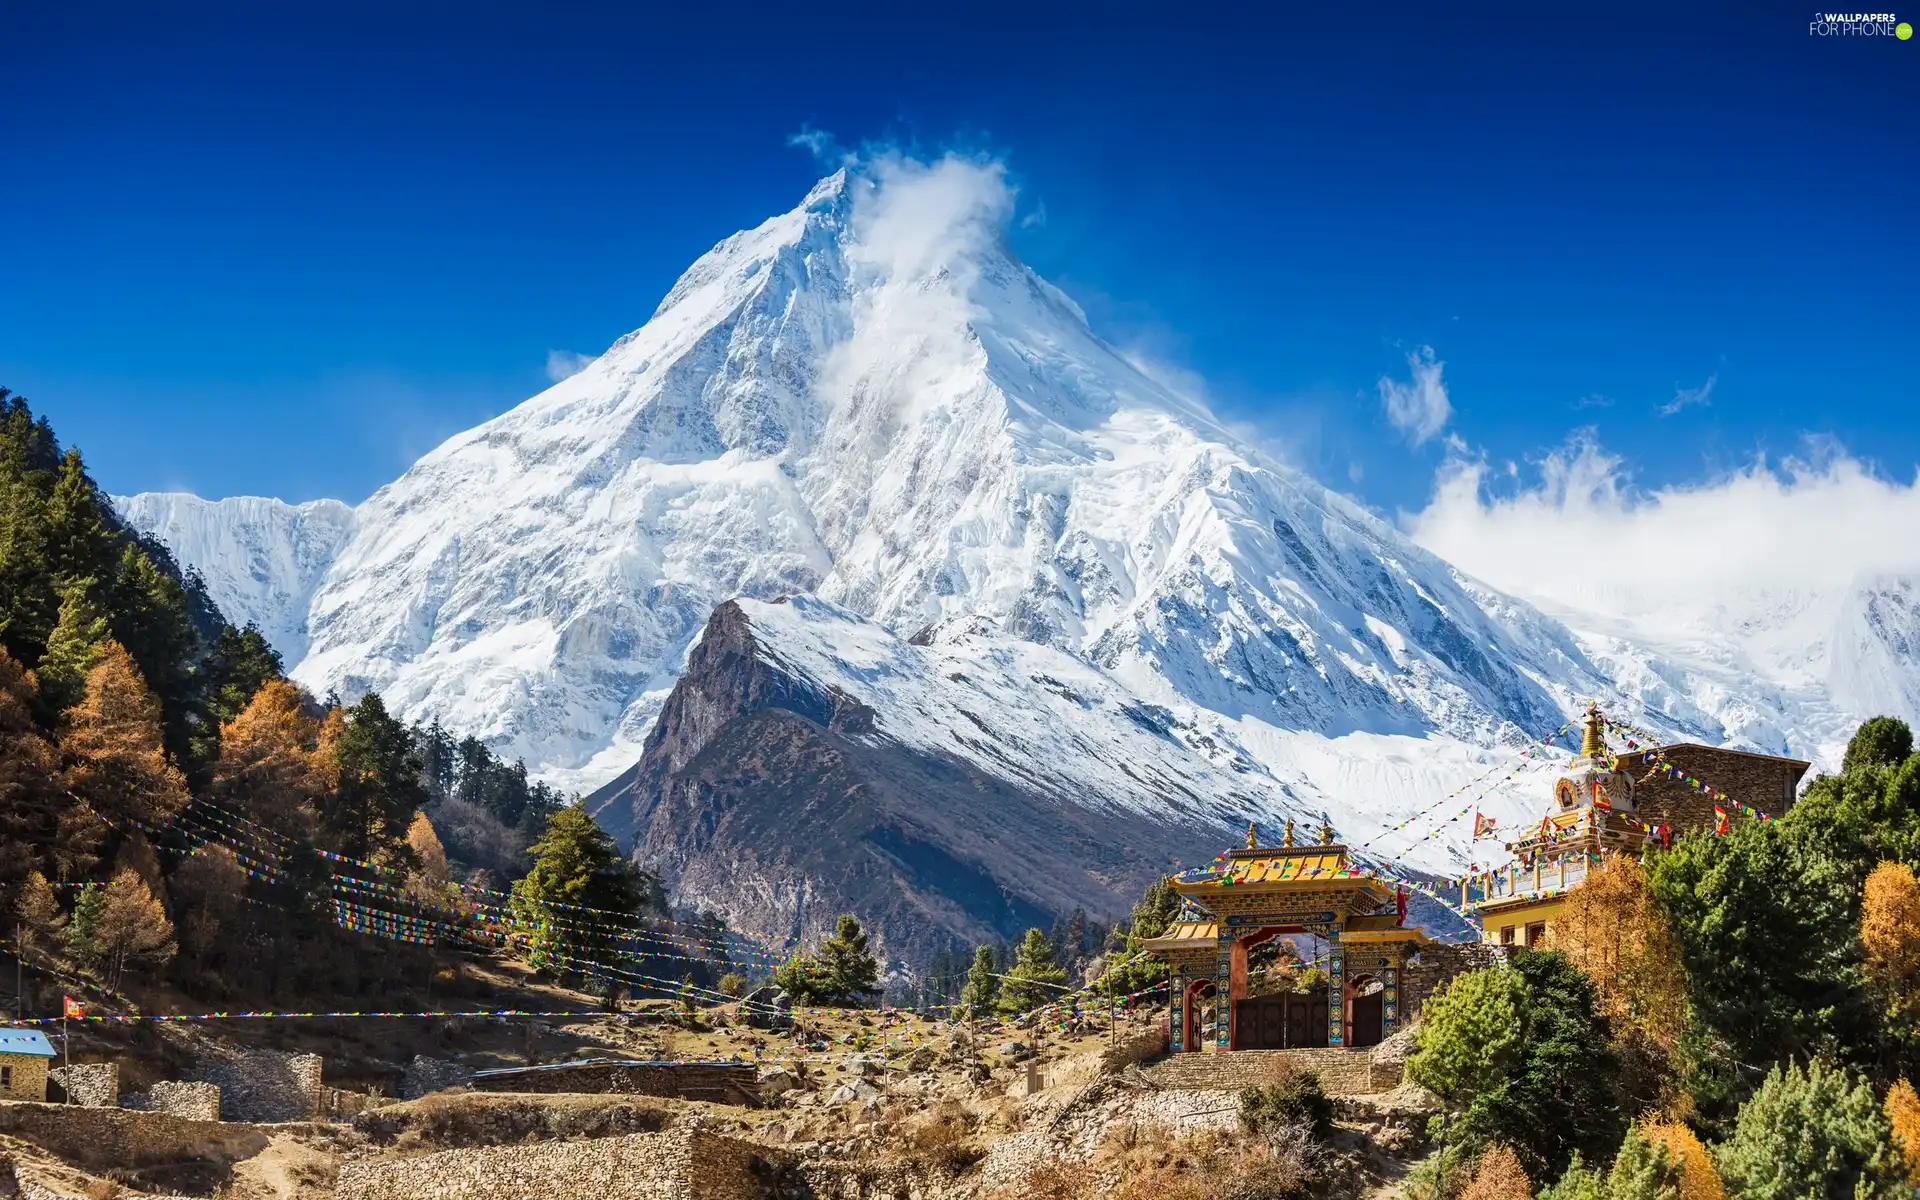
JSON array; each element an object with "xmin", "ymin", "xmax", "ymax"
[{"xmin": 112, "ymin": 159, "xmax": 1915, "ymax": 875}]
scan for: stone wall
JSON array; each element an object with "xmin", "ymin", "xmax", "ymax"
[
  {"xmin": 1144, "ymin": 1046, "xmax": 1402, "ymax": 1095},
  {"xmin": 469, "ymin": 1062, "xmax": 760, "ymax": 1106},
  {"xmin": 145, "ymin": 1081, "xmax": 221, "ymax": 1122},
  {"xmin": 1616, "ymin": 745, "xmax": 1807, "ymax": 833},
  {"xmin": 333, "ymin": 1128, "xmax": 781, "ymax": 1200},
  {"xmin": 1400, "ymin": 941, "xmax": 1511, "ymax": 1020},
  {"xmin": 0, "ymin": 1100, "xmax": 278, "ymax": 1172},
  {"xmin": 186, "ymin": 1050, "xmax": 323, "ymax": 1121},
  {"xmin": 402, "ymin": 1055, "xmax": 472, "ymax": 1100},
  {"xmin": 47, "ymin": 1062, "xmax": 117, "ymax": 1108},
  {"xmin": 0, "ymin": 1055, "xmax": 48, "ymax": 1103}
]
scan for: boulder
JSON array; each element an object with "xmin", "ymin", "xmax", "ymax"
[
  {"xmin": 996, "ymin": 1041, "xmax": 1033, "ymax": 1063},
  {"xmin": 756, "ymin": 1067, "xmax": 801, "ymax": 1097},
  {"xmin": 826, "ymin": 1079, "xmax": 881, "ymax": 1105}
]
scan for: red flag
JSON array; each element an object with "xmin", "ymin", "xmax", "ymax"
[
  {"xmin": 63, "ymin": 996, "xmax": 83, "ymax": 1019},
  {"xmin": 1713, "ymin": 806, "xmax": 1729, "ymax": 835},
  {"xmin": 1473, "ymin": 812, "xmax": 1497, "ymax": 838}
]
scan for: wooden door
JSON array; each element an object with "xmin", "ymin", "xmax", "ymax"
[
  {"xmin": 1283, "ymin": 994, "xmax": 1329, "ymax": 1047},
  {"xmin": 1351, "ymin": 992, "xmax": 1384, "ymax": 1048},
  {"xmin": 1234, "ymin": 997, "xmax": 1287, "ymax": 1050}
]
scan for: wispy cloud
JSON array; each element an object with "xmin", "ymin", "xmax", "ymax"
[
  {"xmin": 1378, "ymin": 346, "xmax": 1452, "ymax": 444},
  {"xmin": 1405, "ymin": 431, "xmax": 1920, "ymax": 626},
  {"xmin": 545, "ymin": 350, "xmax": 594, "ymax": 383},
  {"xmin": 1572, "ymin": 393, "xmax": 1614, "ymax": 410},
  {"xmin": 786, "ymin": 126, "xmax": 842, "ymax": 162},
  {"xmin": 1660, "ymin": 373, "xmax": 1717, "ymax": 417}
]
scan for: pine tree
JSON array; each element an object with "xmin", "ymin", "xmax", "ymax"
[
  {"xmin": 1639, "ymin": 1120, "xmax": 1725, "ymax": 1200},
  {"xmin": 104, "ymin": 544, "xmax": 199, "ymax": 758},
  {"xmin": 509, "ymin": 806, "xmax": 644, "ymax": 975},
  {"xmin": 44, "ymin": 449, "xmax": 116, "ymax": 582},
  {"xmin": 324, "ymin": 693, "xmax": 427, "ymax": 858},
  {"xmin": 1843, "ymin": 717, "xmax": 1913, "ymax": 776},
  {"xmin": 65, "ymin": 882, "xmax": 104, "ymax": 968},
  {"xmin": 1602, "ymin": 1124, "xmax": 1681, "ymax": 1200},
  {"xmin": 58, "ymin": 640, "xmax": 190, "ymax": 826},
  {"xmin": 1713, "ymin": 1060, "xmax": 1906, "ymax": 1200},
  {"xmin": 960, "ymin": 945, "xmax": 999, "ymax": 1017},
  {"xmin": 194, "ymin": 623, "xmax": 283, "ymax": 759},
  {"xmin": 999, "ymin": 927, "xmax": 1069, "ymax": 1016},
  {"xmin": 817, "ymin": 915, "xmax": 882, "ymax": 1003},
  {"xmin": 37, "ymin": 578, "xmax": 110, "ymax": 715},
  {"xmin": 95, "ymin": 868, "xmax": 175, "ymax": 991}
]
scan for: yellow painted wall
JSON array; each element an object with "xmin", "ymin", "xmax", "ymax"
[
  {"xmin": 1480, "ymin": 897, "xmax": 1568, "ymax": 946},
  {"xmin": 0, "ymin": 1053, "xmax": 49, "ymax": 1102}
]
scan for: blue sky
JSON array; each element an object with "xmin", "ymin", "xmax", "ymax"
[{"xmin": 1, "ymin": 1, "xmax": 1913, "ymax": 516}]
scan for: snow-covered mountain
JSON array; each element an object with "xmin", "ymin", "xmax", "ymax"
[
  {"xmin": 113, "ymin": 160, "xmax": 1913, "ymax": 879},
  {"xmin": 111, "ymin": 492, "xmax": 355, "ymax": 664}
]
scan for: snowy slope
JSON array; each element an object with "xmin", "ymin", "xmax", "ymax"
[
  {"xmin": 111, "ymin": 492, "xmax": 355, "ymax": 663},
  {"xmin": 114, "ymin": 161, "xmax": 1907, "ymax": 873}
]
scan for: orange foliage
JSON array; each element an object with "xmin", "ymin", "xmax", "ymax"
[
  {"xmin": 1550, "ymin": 851, "xmax": 1686, "ymax": 1049},
  {"xmin": 1863, "ymin": 863, "xmax": 1920, "ymax": 1012},
  {"xmin": 1640, "ymin": 1118, "xmax": 1726, "ymax": 1200},
  {"xmin": 211, "ymin": 679, "xmax": 328, "ymax": 836},
  {"xmin": 59, "ymin": 641, "xmax": 188, "ymax": 825},
  {"xmin": 1460, "ymin": 1144, "xmax": 1532, "ymax": 1200},
  {"xmin": 1887, "ymin": 1079, "xmax": 1920, "ymax": 1187}
]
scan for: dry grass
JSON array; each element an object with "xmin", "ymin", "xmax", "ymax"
[
  {"xmin": 898, "ymin": 1099, "xmax": 984, "ymax": 1177},
  {"xmin": 352, "ymin": 1092, "xmax": 670, "ymax": 1150}
]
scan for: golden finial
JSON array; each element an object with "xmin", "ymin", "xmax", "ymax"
[
  {"xmin": 1282, "ymin": 818, "xmax": 1295, "ymax": 847},
  {"xmin": 1319, "ymin": 819, "xmax": 1336, "ymax": 845},
  {"xmin": 1580, "ymin": 702, "xmax": 1607, "ymax": 760},
  {"xmin": 1246, "ymin": 821, "xmax": 1259, "ymax": 850}
]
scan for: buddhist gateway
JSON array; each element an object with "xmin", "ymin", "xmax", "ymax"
[{"xmin": 1142, "ymin": 705, "xmax": 1810, "ymax": 1053}]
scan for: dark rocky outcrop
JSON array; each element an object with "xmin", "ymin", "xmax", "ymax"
[{"xmin": 588, "ymin": 600, "xmax": 1230, "ymax": 966}]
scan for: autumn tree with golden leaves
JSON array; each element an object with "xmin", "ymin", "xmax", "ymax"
[
  {"xmin": 210, "ymin": 678, "xmax": 329, "ymax": 839},
  {"xmin": 1551, "ymin": 851, "xmax": 1686, "ymax": 1051},
  {"xmin": 94, "ymin": 868, "xmax": 175, "ymax": 991},
  {"xmin": 1863, "ymin": 862, "xmax": 1920, "ymax": 1020},
  {"xmin": 1460, "ymin": 1144, "xmax": 1533, "ymax": 1200},
  {"xmin": 58, "ymin": 641, "xmax": 188, "ymax": 826}
]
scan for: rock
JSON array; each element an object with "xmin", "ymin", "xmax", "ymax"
[
  {"xmin": 826, "ymin": 1080, "xmax": 881, "ymax": 1105},
  {"xmin": 756, "ymin": 1067, "xmax": 801, "ymax": 1097},
  {"xmin": 996, "ymin": 1041, "xmax": 1033, "ymax": 1062},
  {"xmin": 849, "ymin": 1055, "xmax": 884, "ymax": 1079},
  {"xmin": 904, "ymin": 1046, "xmax": 935, "ymax": 1071},
  {"xmin": 740, "ymin": 986, "xmax": 795, "ymax": 1030}
]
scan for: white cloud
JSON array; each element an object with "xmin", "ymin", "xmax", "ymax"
[
  {"xmin": 545, "ymin": 350, "xmax": 594, "ymax": 383},
  {"xmin": 1378, "ymin": 346, "xmax": 1452, "ymax": 444},
  {"xmin": 1405, "ymin": 432, "xmax": 1920, "ymax": 625},
  {"xmin": 1661, "ymin": 373, "xmax": 1716, "ymax": 417},
  {"xmin": 786, "ymin": 126, "xmax": 841, "ymax": 161}
]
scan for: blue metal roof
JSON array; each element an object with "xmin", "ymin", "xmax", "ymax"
[{"xmin": 0, "ymin": 1027, "xmax": 56, "ymax": 1057}]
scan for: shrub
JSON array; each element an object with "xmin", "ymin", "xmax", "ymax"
[
  {"xmin": 1713, "ymin": 1059, "xmax": 1906, "ymax": 1200},
  {"xmin": 1239, "ymin": 1067, "xmax": 1333, "ymax": 1139},
  {"xmin": 1414, "ymin": 952, "xmax": 1624, "ymax": 1180}
]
